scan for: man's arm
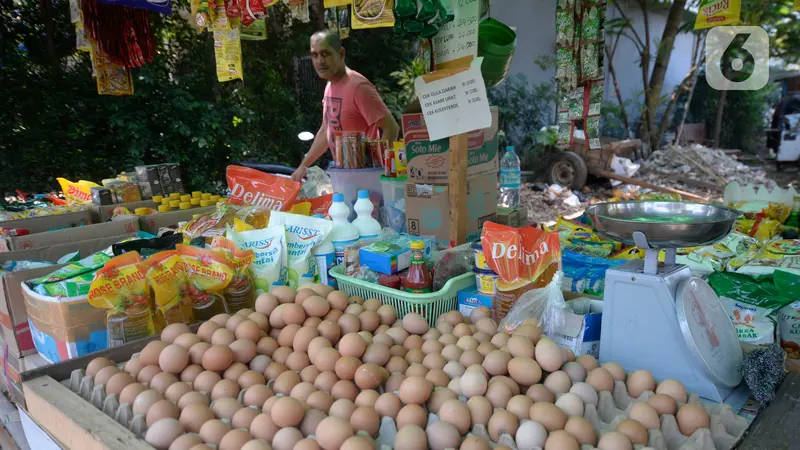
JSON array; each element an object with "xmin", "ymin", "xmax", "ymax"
[
  {"xmin": 292, "ymin": 121, "xmax": 329, "ymax": 181},
  {"xmin": 379, "ymin": 113, "xmax": 400, "ymax": 143}
]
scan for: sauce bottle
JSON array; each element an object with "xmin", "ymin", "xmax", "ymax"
[{"xmin": 404, "ymin": 241, "xmax": 432, "ymax": 293}]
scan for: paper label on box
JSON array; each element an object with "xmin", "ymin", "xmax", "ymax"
[
  {"xmin": 432, "ymin": 0, "xmax": 479, "ymax": 69},
  {"xmin": 414, "ymin": 59, "xmax": 492, "ymax": 141}
]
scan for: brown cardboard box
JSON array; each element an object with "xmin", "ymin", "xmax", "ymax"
[
  {"xmin": 405, "ymin": 174, "xmax": 498, "ymax": 247},
  {"xmin": 0, "ymin": 217, "xmax": 139, "ymax": 253},
  {"xmin": 89, "ymin": 201, "xmax": 157, "ymax": 223},
  {"xmin": 0, "ymin": 233, "xmax": 137, "ymax": 357},
  {"xmin": 139, "ymin": 206, "xmax": 215, "ymax": 234},
  {"xmin": 496, "ymin": 207, "xmax": 530, "ymax": 228},
  {"xmin": 0, "ymin": 210, "xmax": 91, "ymax": 241},
  {"xmin": 0, "ymin": 335, "xmax": 48, "ymax": 406}
]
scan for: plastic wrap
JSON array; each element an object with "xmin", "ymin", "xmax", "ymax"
[
  {"xmin": 498, "ymin": 272, "xmax": 567, "ymax": 338},
  {"xmin": 432, "ymin": 246, "xmax": 473, "ymax": 291},
  {"xmin": 299, "ymin": 166, "xmax": 333, "ymax": 199},
  {"xmin": 181, "ymin": 203, "xmax": 271, "ymax": 242}
]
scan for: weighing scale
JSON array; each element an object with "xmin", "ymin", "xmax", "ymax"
[{"xmin": 586, "ymin": 201, "xmax": 744, "ymax": 402}]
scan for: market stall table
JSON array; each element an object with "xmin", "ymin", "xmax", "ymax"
[{"xmin": 735, "ymin": 372, "xmax": 800, "ymax": 449}]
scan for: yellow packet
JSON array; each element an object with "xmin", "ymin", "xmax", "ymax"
[
  {"xmin": 57, "ymin": 177, "xmax": 101, "ymax": 205},
  {"xmin": 610, "ymin": 247, "xmax": 645, "ymax": 260},
  {"xmin": 141, "ymin": 251, "xmax": 193, "ymax": 329},
  {"xmin": 91, "ymin": 44, "xmax": 134, "ymax": 96},
  {"xmin": 351, "ymin": 0, "xmax": 395, "ymax": 29},
  {"xmin": 234, "ymin": 217, "xmax": 255, "ymax": 232},
  {"xmin": 177, "ymin": 244, "xmax": 234, "ymax": 321},
  {"xmin": 795, "ymin": 0, "xmax": 800, "ymax": 12},
  {"xmin": 213, "ymin": 27, "xmax": 243, "ymax": 82},
  {"xmin": 734, "ymin": 218, "xmax": 755, "ymax": 235},
  {"xmin": 211, "ymin": 237, "xmax": 256, "ymax": 313},
  {"xmin": 752, "ymin": 218, "xmax": 780, "ymax": 241},
  {"xmin": 764, "ymin": 203, "xmax": 791, "ymax": 224},
  {"xmin": 289, "ymin": 201, "xmax": 312, "ymax": 216},
  {"xmin": 88, "ymin": 252, "xmax": 155, "ymax": 347},
  {"xmin": 695, "ymin": 0, "xmax": 740, "ymax": 29}
]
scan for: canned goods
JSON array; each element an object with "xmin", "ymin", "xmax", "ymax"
[
  {"xmin": 474, "ymin": 269, "xmax": 498, "ymax": 295},
  {"xmin": 471, "ymin": 240, "xmax": 489, "ymax": 270}
]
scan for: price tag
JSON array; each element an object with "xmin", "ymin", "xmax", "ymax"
[
  {"xmin": 413, "ymin": 58, "xmax": 491, "ymax": 141},
  {"xmin": 432, "ymin": 0, "xmax": 480, "ymax": 70}
]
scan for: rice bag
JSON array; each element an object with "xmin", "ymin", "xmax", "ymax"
[
  {"xmin": 227, "ymin": 225, "xmax": 287, "ymax": 294},
  {"xmin": 88, "ymin": 252, "xmax": 156, "ymax": 347},
  {"xmin": 141, "ymin": 250, "xmax": 193, "ymax": 328},
  {"xmin": 268, "ymin": 211, "xmax": 333, "ymax": 287}
]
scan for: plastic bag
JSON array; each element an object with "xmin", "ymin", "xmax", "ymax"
[
  {"xmin": 268, "ymin": 211, "xmax": 333, "ymax": 287},
  {"xmin": 57, "ymin": 178, "xmax": 100, "ymax": 204},
  {"xmin": 499, "ymin": 272, "xmax": 567, "ymax": 338},
  {"xmin": 226, "ymin": 165, "xmax": 301, "ymax": 210},
  {"xmin": 181, "ymin": 203, "xmax": 271, "ymax": 243},
  {"xmin": 226, "ymin": 225, "xmax": 287, "ymax": 294},
  {"xmin": 481, "ymin": 222, "xmax": 561, "ymax": 292},
  {"xmin": 432, "ymin": 246, "xmax": 473, "ymax": 291},
  {"xmin": 298, "ymin": 166, "xmax": 333, "ymax": 199}
]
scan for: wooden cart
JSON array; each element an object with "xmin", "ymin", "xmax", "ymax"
[{"xmin": 547, "ymin": 137, "xmax": 642, "ymax": 189}]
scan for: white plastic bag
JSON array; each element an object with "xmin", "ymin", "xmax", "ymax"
[{"xmin": 499, "ymin": 272, "xmax": 568, "ymax": 338}]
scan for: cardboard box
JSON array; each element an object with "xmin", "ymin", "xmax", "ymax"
[
  {"xmin": 0, "ymin": 233, "xmax": 137, "ymax": 357},
  {"xmin": 0, "ymin": 217, "xmax": 139, "ymax": 253},
  {"xmin": 549, "ymin": 297, "xmax": 603, "ymax": 358},
  {"xmin": 167, "ymin": 163, "xmax": 185, "ymax": 194},
  {"xmin": 0, "ymin": 210, "xmax": 91, "ymax": 236},
  {"xmin": 402, "ymin": 106, "xmax": 499, "ymax": 183},
  {"xmin": 135, "ymin": 165, "xmax": 162, "ymax": 198},
  {"xmin": 405, "ymin": 174, "xmax": 498, "ymax": 247},
  {"xmin": 457, "ymin": 288, "xmax": 493, "ymax": 319},
  {"xmin": 89, "ymin": 201, "xmax": 157, "ymax": 223},
  {"xmin": 496, "ymin": 207, "xmax": 529, "ymax": 228},
  {"xmin": 138, "ymin": 206, "xmax": 215, "ymax": 234}
]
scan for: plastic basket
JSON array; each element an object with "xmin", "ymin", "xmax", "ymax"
[{"xmin": 329, "ymin": 265, "xmax": 476, "ymax": 326}]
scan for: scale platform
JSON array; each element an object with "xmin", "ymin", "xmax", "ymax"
[{"xmin": 586, "ymin": 201, "xmax": 743, "ymax": 402}]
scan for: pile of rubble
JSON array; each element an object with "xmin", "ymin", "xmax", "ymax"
[{"xmin": 640, "ymin": 145, "xmax": 776, "ymax": 191}]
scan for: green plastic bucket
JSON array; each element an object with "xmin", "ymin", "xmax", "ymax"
[{"xmin": 478, "ymin": 18, "xmax": 516, "ymax": 88}]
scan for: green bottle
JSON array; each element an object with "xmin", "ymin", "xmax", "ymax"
[
  {"xmin": 786, "ymin": 196, "xmax": 800, "ymax": 230},
  {"xmin": 417, "ymin": 0, "xmax": 437, "ymax": 21},
  {"xmin": 394, "ymin": 0, "xmax": 417, "ymax": 19}
]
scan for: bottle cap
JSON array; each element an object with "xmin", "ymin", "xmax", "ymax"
[
  {"xmin": 169, "ymin": 193, "xmax": 181, "ymax": 199},
  {"xmin": 158, "ymin": 205, "xmax": 172, "ymax": 213},
  {"xmin": 202, "ymin": 193, "xmax": 211, "ymax": 200},
  {"xmin": 180, "ymin": 195, "xmax": 191, "ymax": 202},
  {"xmin": 506, "ymin": 146, "xmax": 515, "ymax": 151},
  {"xmin": 357, "ymin": 190, "xmax": 369, "ymax": 199},
  {"xmin": 161, "ymin": 198, "xmax": 171, "ymax": 205},
  {"xmin": 152, "ymin": 195, "xmax": 163, "ymax": 203},
  {"xmin": 169, "ymin": 200, "xmax": 181, "ymax": 208},
  {"xmin": 410, "ymin": 240, "xmax": 425, "ymax": 250},
  {"xmin": 200, "ymin": 200, "xmax": 211, "ymax": 207},
  {"xmin": 179, "ymin": 202, "xmax": 192, "ymax": 210},
  {"xmin": 192, "ymin": 191, "xmax": 203, "ymax": 198},
  {"xmin": 333, "ymin": 193, "xmax": 344, "ymax": 202}
]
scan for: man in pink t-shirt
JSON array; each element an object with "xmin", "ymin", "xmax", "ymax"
[{"xmin": 292, "ymin": 30, "xmax": 400, "ymax": 181}]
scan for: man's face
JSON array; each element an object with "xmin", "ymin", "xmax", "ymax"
[{"xmin": 310, "ymin": 37, "xmax": 344, "ymax": 80}]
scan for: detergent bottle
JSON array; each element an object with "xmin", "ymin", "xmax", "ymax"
[
  {"xmin": 352, "ymin": 190, "xmax": 381, "ymax": 241},
  {"xmin": 328, "ymin": 193, "xmax": 360, "ymax": 266}
]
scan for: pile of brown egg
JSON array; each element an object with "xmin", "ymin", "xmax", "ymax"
[{"xmin": 81, "ymin": 283, "xmax": 707, "ymax": 450}]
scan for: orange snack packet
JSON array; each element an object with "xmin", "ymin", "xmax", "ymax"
[
  {"xmin": 481, "ymin": 222, "xmax": 561, "ymax": 292},
  {"xmin": 226, "ymin": 165, "xmax": 301, "ymax": 211}
]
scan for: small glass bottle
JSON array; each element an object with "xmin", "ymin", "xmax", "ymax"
[
  {"xmin": 404, "ymin": 241, "xmax": 432, "ymax": 294},
  {"xmin": 107, "ymin": 306, "xmax": 155, "ymax": 348}
]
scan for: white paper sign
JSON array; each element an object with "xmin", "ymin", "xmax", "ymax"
[
  {"xmin": 432, "ymin": 0, "xmax": 480, "ymax": 68},
  {"xmin": 414, "ymin": 58, "xmax": 491, "ymax": 141}
]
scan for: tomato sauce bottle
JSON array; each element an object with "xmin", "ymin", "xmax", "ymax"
[{"xmin": 404, "ymin": 241, "xmax": 432, "ymax": 293}]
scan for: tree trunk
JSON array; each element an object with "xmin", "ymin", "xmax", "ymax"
[
  {"xmin": 605, "ymin": 34, "xmax": 632, "ymax": 139},
  {"xmin": 713, "ymin": 89, "xmax": 727, "ymax": 148},
  {"xmin": 40, "ymin": 0, "xmax": 56, "ymax": 65},
  {"xmin": 644, "ymin": 0, "xmax": 688, "ymax": 150}
]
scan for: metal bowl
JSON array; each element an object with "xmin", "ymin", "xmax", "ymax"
[{"xmin": 585, "ymin": 201, "xmax": 742, "ymax": 249}]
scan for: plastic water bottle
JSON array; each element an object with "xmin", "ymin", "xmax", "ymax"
[
  {"xmin": 328, "ymin": 193, "xmax": 360, "ymax": 266},
  {"xmin": 499, "ymin": 146, "xmax": 521, "ymax": 208},
  {"xmin": 352, "ymin": 190, "xmax": 381, "ymax": 240}
]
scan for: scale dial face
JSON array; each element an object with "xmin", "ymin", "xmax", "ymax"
[{"xmin": 676, "ymin": 277, "xmax": 743, "ymax": 388}]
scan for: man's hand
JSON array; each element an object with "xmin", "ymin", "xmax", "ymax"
[{"xmin": 292, "ymin": 165, "xmax": 307, "ymax": 182}]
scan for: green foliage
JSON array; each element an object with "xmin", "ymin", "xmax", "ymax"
[
  {"xmin": 683, "ymin": 72, "xmax": 780, "ymax": 151},
  {"xmin": 379, "ymin": 57, "xmax": 427, "ymax": 120},
  {"xmin": 0, "ymin": 1, "xmax": 415, "ymax": 193}
]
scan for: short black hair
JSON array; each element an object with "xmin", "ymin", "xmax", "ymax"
[{"xmin": 311, "ymin": 30, "xmax": 342, "ymax": 51}]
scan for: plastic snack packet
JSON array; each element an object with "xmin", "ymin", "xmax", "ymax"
[
  {"xmin": 88, "ymin": 252, "xmax": 156, "ymax": 347},
  {"xmin": 211, "ymin": 236, "xmax": 256, "ymax": 313},
  {"xmin": 694, "ymin": 0, "xmax": 740, "ymax": 29},
  {"xmin": 141, "ymin": 250, "xmax": 193, "ymax": 329},
  {"xmin": 30, "ymin": 251, "xmax": 112, "ymax": 286},
  {"xmin": 226, "ymin": 165, "xmax": 302, "ymax": 211},
  {"xmin": 227, "ymin": 225, "xmax": 288, "ymax": 294},
  {"xmin": 268, "ymin": 211, "xmax": 333, "ymax": 287},
  {"xmin": 177, "ymin": 244, "xmax": 234, "ymax": 321}
]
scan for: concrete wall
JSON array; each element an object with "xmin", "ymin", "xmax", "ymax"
[{"xmin": 490, "ymin": 0, "xmax": 697, "ymax": 120}]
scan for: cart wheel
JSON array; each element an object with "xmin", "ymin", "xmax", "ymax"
[{"xmin": 548, "ymin": 151, "xmax": 588, "ymax": 190}]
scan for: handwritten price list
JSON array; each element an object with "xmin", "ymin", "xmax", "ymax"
[{"xmin": 432, "ymin": 0, "xmax": 479, "ymax": 67}]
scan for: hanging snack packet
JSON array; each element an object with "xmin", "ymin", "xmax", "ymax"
[
  {"xmin": 226, "ymin": 165, "xmax": 302, "ymax": 211},
  {"xmin": 141, "ymin": 250, "xmax": 193, "ymax": 329},
  {"xmin": 351, "ymin": 0, "xmax": 395, "ymax": 29},
  {"xmin": 211, "ymin": 236, "xmax": 256, "ymax": 312},
  {"xmin": 213, "ymin": 27, "xmax": 243, "ymax": 82},
  {"xmin": 57, "ymin": 178, "xmax": 101, "ymax": 204},
  {"xmin": 227, "ymin": 225, "xmax": 287, "ymax": 294},
  {"xmin": 695, "ymin": 0, "xmax": 740, "ymax": 29},
  {"xmin": 177, "ymin": 244, "xmax": 234, "ymax": 321},
  {"xmin": 481, "ymin": 222, "xmax": 561, "ymax": 292},
  {"xmin": 88, "ymin": 252, "xmax": 156, "ymax": 347},
  {"xmin": 268, "ymin": 211, "xmax": 333, "ymax": 287}
]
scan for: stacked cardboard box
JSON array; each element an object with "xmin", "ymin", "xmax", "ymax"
[
  {"xmin": 402, "ymin": 107, "xmax": 500, "ymax": 246},
  {"xmin": 0, "ymin": 217, "xmax": 139, "ymax": 253},
  {"xmin": 135, "ymin": 163, "xmax": 184, "ymax": 198}
]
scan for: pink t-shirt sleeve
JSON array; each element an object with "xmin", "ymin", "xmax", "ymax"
[{"xmin": 353, "ymin": 82, "xmax": 391, "ymax": 127}]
